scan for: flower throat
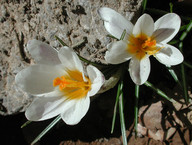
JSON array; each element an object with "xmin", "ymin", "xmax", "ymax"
[
  {"xmin": 53, "ymin": 70, "xmax": 91, "ymax": 100},
  {"xmin": 127, "ymin": 34, "xmax": 160, "ymax": 60}
]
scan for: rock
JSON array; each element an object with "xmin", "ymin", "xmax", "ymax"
[{"xmin": 0, "ymin": 0, "xmax": 142, "ymax": 115}]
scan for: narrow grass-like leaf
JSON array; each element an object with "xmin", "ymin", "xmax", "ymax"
[
  {"xmin": 142, "ymin": 0, "xmax": 148, "ymax": 13},
  {"xmin": 169, "ymin": 2, "xmax": 173, "ymax": 13},
  {"xmin": 55, "ymin": 35, "xmax": 108, "ymax": 68},
  {"xmin": 180, "ymin": 25, "xmax": 188, "ymax": 32},
  {"xmin": 179, "ymin": 42, "xmax": 188, "ymax": 104},
  {"xmin": 167, "ymin": 66, "xmax": 181, "ymax": 86},
  {"xmin": 180, "ymin": 63, "xmax": 188, "ymax": 104},
  {"xmin": 183, "ymin": 61, "xmax": 192, "ymax": 69},
  {"xmin": 168, "ymin": 40, "xmax": 179, "ymax": 45},
  {"xmin": 134, "ymin": 85, "xmax": 139, "ymax": 138},
  {"xmin": 107, "ymin": 34, "xmax": 119, "ymax": 40},
  {"xmin": 21, "ymin": 120, "xmax": 32, "ymax": 128},
  {"xmin": 118, "ymin": 82, "xmax": 127, "ymax": 145},
  {"xmin": 180, "ymin": 21, "xmax": 192, "ymax": 41},
  {"xmin": 31, "ymin": 115, "xmax": 62, "ymax": 145},
  {"xmin": 55, "ymin": 35, "xmax": 69, "ymax": 47},
  {"xmin": 178, "ymin": 21, "xmax": 192, "ymax": 104},
  {"xmin": 120, "ymin": 29, "xmax": 126, "ymax": 40},
  {"xmin": 146, "ymin": 8, "xmax": 192, "ymax": 22},
  {"xmin": 77, "ymin": 53, "xmax": 109, "ymax": 68},
  {"xmin": 111, "ymin": 81, "xmax": 122, "ymax": 133},
  {"xmin": 144, "ymin": 81, "xmax": 176, "ymax": 103}
]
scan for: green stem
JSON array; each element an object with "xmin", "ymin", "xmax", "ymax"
[
  {"xmin": 55, "ymin": 35, "xmax": 109, "ymax": 68},
  {"xmin": 119, "ymin": 84, "xmax": 127, "ymax": 145},
  {"xmin": 183, "ymin": 61, "xmax": 192, "ymax": 69},
  {"xmin": 134, "ymin": 85, "xmax": 139, "ymax": 138},
  {"xmin": 31, "ymin": 115, "xmax": 62, "ymax": 145},
  {"xmin": 178, "ymin": 21, "xmax": 192, "ymax": 104},
  {"xmin": 21, "ymin": 120, "xmax": 32, "ymax": 128},
  {"xmin": 167, "ymin": 66, "xmax": 181, "ymax": 86},
  {"xmin": 55, "ymin": 35, "xmax": 68, "ymax": 47},
  {"xmin": 179, "ymin": 42, "xmax": 188, "ymax": 104},
  {"xmin": 111, "ymin": 81, "xmax": 122, "ymax": 133},
  {"xmin": 146, "ymin": 8, "xmax": 192, "ymax": 22},
  {"xmin": 169, "ymin": 2, "xmax": 173, "ymax": 13},
  {"xmin": 142, "ymin": 0, "xmax": 148, "ymax": 13},
  {"xmin": 144, "ymin": 81, "xmax": 176, "ymax": 103},
  {"xmin": 120, "ymin": 29, "xmax": 126, "ymax": 40},
  {"xmin": 179, "ymin": 21, "xmax": 192, "ymax": 41}
]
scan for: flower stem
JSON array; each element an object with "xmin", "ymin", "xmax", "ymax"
[
  {"xmin": 146, "ymin": 8, "xmax": 192, "ymax": 22},
  {"xmin": 141, "ymin": 0, "xmax": 148, "ymax": 14},
  {"xmin": 178, "ymin": 21, "xmax": 192, "ymax": 104},
  {"xmin": 118, "ymin": 81, "xmax": 127, "ymax": 145},
  {"xmin": 111, "ymin": 81, "xmax": 122, "ymax": 133},
  {"xmin": 55, "ymin": 35, "xmax": 109, "ymax": 68},
  {"xmin": 144, "ymin": 81, "xmax": 176, "ymax": 103},
  {"xmin": 179, "ymin": 42, "xmax": 188, "ymax": 104},
  {"xmin": 167, "ymin": 66, "xmax": 181, "ymax": 87},
  {"xmin": 179, "ymin": 21, "xmax": 192, "ymax": 41},
  {"xmin": 120, "ymin": 29, "xmax": 126, "ymax": 40},
  {"xmin": 134, "ymin": 85, "xmax": 139, "ymax": 138},
  {"xmin": 21, "ymin": 120, "xmax": 32, "ymax": 128},
  {"xmin": 31, "ymin": 115, "xmax": 62, "ymax": 145},
  {"xmin": 169, "ymin": 2, "xmax": 173, "ymax": 13},
  {"xmin": 183, "ymin": 61, "xmax": 192, "ymax": 69}
]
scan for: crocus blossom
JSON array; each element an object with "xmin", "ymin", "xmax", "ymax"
[
  {"xmin": 15, "ymin": 39, "xmax": 104, "ymax": 125},
  {"xmin": 98, "ymin": 7, "xmax": 184, "ymax": 85}
]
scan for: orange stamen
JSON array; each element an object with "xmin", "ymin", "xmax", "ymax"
[
  {"xmin": 53, "ymin": 70, "xmax": 91, "ymax": 100},
  {"xmin": 127, "ymin": 34, "xmax": 160, "ymax": 60}
]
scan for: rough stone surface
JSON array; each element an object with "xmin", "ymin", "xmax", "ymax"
[{"xmin": 0, "ymin": 0, "xmax": 142, "ymax": 115}]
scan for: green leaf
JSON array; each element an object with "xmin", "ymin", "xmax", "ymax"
[
  {"xmin": 146, "ymin": 8, "xmax": 192, "ymax": 22},
  {"xmin": 167, "ymin": 66, "xmax": 181, "ymax": 86},
  {"xmin": 169, "ymin": 2, "xmax": 173, "ymax": 13},
  {"xmin": 55, "ymin": 35, "xmax": 109, "ymax": 68},
  {"xmin": 31, "ymin": 115, "xmax": 62, "ymax": 145},
  {"xmin": 118, "ymin": 81, "xmax": 127, "ymax": 145},
  {"xmin": 134, "ymin": 85, "xmax": 139, "ymax": 138},
  {"xmin": 120, "ymin": 29, "xmax": 126, "ymax": 40},
  {"xmin": 144, "ymin": 81, "xmax": 176, "ymax": 103},
  {"xmin": 168, "ymin": 40, "xmax": 179, "ymax": 45},
  {"xmin": 111, "ymin": 81, "xmax": 122, "ymax": 133},
  {"xmin": 55, "ymin": 35, "xmax": 68, "ymax": 47},
  {"xmin": 183, "ymin": 61, "xmax": 192, "ymax": 69},
  {"xmin": 179, "ymin": 27, "xmax": 189, "ymax": 104},
  {"xmin": 179, "ymin": 21, "xmax": 192, "ymax": 41},
  {"xmin": 21, "ymin": 120, "xmax": 32, "ymax": 128},
  {"xmin": 107, "ymin": 34, "xmax": 119, "ymax": 40},
  {"xmin": 142, "ymin": 0, "xmax": 148, "ymax": 13},
  {"xmin": 180, "ymin": 25, "xmax": 188, "ymax": 32}
]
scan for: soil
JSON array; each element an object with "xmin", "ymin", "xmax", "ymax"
[{"xmin": 1, "ymin": 0, "xmax": 192, "ymax": 145}]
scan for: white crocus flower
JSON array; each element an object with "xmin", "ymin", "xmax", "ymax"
[
  {"xmin": 98, "ymin": 7, "xmax": 184, "ymax": 85},
  {"xmin": 15, "ymin": 39, "xmax": 104, "ymax": 125}
]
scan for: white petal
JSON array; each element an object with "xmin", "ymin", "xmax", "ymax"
[
  {"xmin": 15, "ymin": 64, "xmax": 65, "ymax": 95},
  {"xmin": 133, "ymin": 14, "xmax": 154, "ymax": 36},
  {"xmin": 153, "ymin": 13, "xmax": 181, "ymax": 43},
  {"xmin": 27, "ymin": 39, "xmax": 60, "ymax": 65},
  {"xmin": 61, "ymin": 97, "xmax": 90, "ymax": 125},
  {"xmin": 86, "ymin": 65, "xmax": 104, "ymax": 97},
  {"xmin": 154, "ymin": 44, "xmax": 184, "ymax": 66},
  {"xmin": 105, "ymin": 41, "xmax": 132, "ymax": 64},
  {"xmin": 58, "ymin": 46, "xmax": 84, "ymax": 73},
  {"xmin": 25, "ymin": 91, "xmax": 74, "ymax": 121},
  {"xmin": 98, "ymin": 7, "xmax": 133, "ymax": 39},
  {"xmin": 129, "ymin": 57, "xmax": 150, "ymax": 85}
]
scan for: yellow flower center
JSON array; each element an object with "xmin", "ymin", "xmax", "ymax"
[
  {"xmin": 53, "ymin": 70, "xmax": 91, "ymax": 100},
  {"xmin": 127, "ymin": 34, "xmax": 160, "ymax": 60}
]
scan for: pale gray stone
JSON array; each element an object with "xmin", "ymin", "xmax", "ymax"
[{"xmin": 0, "ymin": 0, "xmax": 142, "ymax": 115}]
